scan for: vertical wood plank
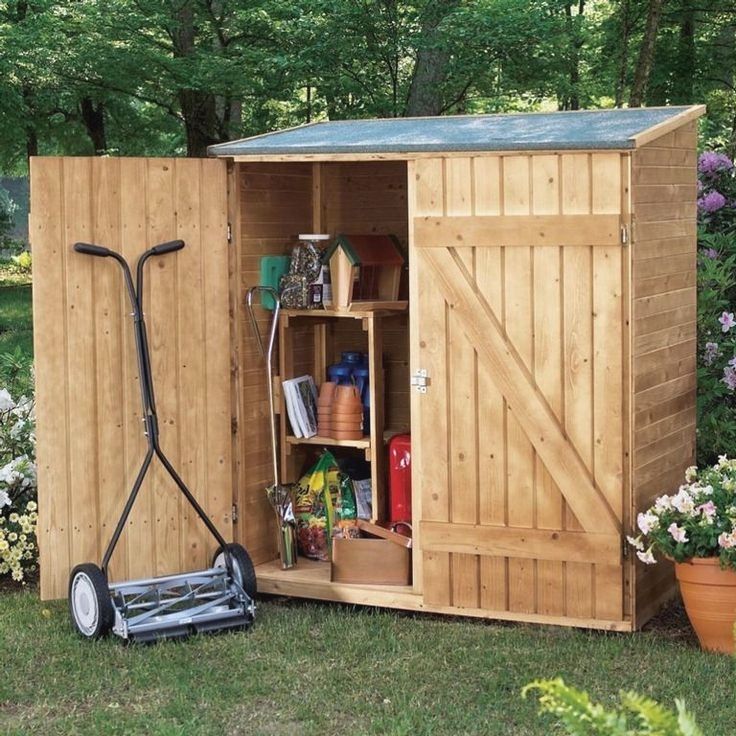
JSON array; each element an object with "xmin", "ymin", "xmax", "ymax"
[
  {"xmin": 561, "ymin": 153, "xmax": 594, "ymax": 618},
  {"xmin": 31, "ymin": 158, "xmax": 71, "ymax": 600},
  {"xmin": 120, "ymin": 158, "xmax": 153, "ymax": 581},
  {"xmin": 92, "ymin": 158, "xmax": 127, "ymax": 582},
  {"xmin": 414, "ymin": 158, "xmax": 451, "ymax": 605},
  {"xmin": 146, "ymin": 159, "xmax": 181, "ymax": 576},
  {"xmin": 175, "ymin": 160, "xmax": 207, "ymax": 571},
  {"xmin": 532, "ymin": 155, "xmax": 565, "ymax": 616},
  {"xmin": 474, "ymin": 156, "xmax": 507, "ymax": 611},
  {"xmin": 201, "ymin": 159, "xmax": 233, "ymax": 554},
  {"xmin": 592, "ymin": 153, "xmax": 625, "ymax": 619},
  {"xmin": 502, "ymin": 155, "xmax": 536, "ymax": 613},
  {"xmin": 64, "ymin": 157, "xmax": 100, "ymax": 568},
  {"xmin": 445, "ymin": 157, "xmax": 479, "ymax": 607}
]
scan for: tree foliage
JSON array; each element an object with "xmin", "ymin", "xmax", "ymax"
[{"xmin": 0, "ymin": 0, "xmax": 735, "ymax": 168}]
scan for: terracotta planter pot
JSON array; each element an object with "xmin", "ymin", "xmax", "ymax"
[
  {"xmin": 333, "ymin": 385, "xmax": 362, "ymax": 412},
  {"xmin": 332, "ymin": 419, "xmax": 363, "ymax": 432},
  {"xmin": 675, "ymin": 557, "xmax": 736, "ymax": 654}
]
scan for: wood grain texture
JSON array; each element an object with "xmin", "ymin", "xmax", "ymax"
[
  {"xmin": 630, "ymin": 126, "xmax": 697, "ymax": 628},
  {"xmin": 32, "ymin": 157, "xmax": 233, "ymax": 600}
]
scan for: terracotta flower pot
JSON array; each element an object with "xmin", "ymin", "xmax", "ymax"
[
  {"xmin": 333, "ymin": 385, "xmax": 362, "ymax": 411},
  {"xmin": 675, "ymin": 557, "xmax": 736, "ymax": 654}
]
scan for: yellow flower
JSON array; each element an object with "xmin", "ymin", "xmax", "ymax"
[
  {"xmin": 25, "ymin": 501, "xmax": 36, "ymax": 512},
  {"xmin": 8, "ymin": 513, "xmax": 18, "ymax": 523},
  {"xmin": 0, "ymin": 539, "xmax": 9, "ymax": 552},
  {"xmin": 7, "ymin": 532, "xmax": 17, "ymax": 542}
]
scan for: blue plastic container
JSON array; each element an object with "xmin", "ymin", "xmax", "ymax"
[{"xmin": 353, "ymin": 366, "xmax": 370, "ymax": 433}]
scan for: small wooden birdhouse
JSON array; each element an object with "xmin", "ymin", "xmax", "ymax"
[{"xmin": 325, "ymin": 234, "xmax": 405, "ymax": 309}]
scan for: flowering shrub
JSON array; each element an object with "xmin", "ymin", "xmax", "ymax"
[
  {"xmin": 0, "ymin": 386, "xmax": 37, "ymax": 582},
  {"xmin": 628, "ymin": 457, "xmax": 736, "ymax": 570},
  {"xmin": 696, "ymin": 151, "xmax": 736, "ymax": 462}
]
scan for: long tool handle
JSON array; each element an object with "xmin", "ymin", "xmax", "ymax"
[{"xmin": 245, "ymin": 286, "xmax": 281, "ymax": 488}]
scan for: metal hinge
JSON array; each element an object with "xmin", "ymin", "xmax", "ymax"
[
  {"xmin": 231, "ymin": 503, "xmax": 239, "ymax": 523},
  {"xmin": 620, "ymin": 224, "xmax": 628, "ymax": 245},
  {"xmin": 622, "ymin": 537, "xmax": 630, "ymax": 559},
  {"xmin": 227, "ymin": 223, "xmax": 233, "ymax": 244},
  {"xmin": 411, "ymin": 368, "xmax": 431, "ymax": 393}
]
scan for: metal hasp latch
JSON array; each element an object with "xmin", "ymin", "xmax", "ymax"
[{"xmin": 411, "ymin": 369, "xmax": 431, "ymax": 393}]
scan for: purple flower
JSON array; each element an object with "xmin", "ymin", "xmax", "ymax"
[
  {"xmin": 719, "ymin": 311, "xmax": 736, "ymax": 332},
  {"xmin": 702, "ymin": 247, "xmax": 720, "ymax": 259},
  {"xmin": 704, "ymin": 341, "xmax": 720, "ymax": 366},
  {"xmin": 698, "ymin": 151, "xmax": 734, "ymax": 176},
  {"xmin": 668, "ymin": 522, "xmax": 689, "ymax": 543},
  {"xmin": 698, "ymin": 190, "xmax": 727, "ymax": 213},
  {"xmin": 723, "ymin": 365, "xmax": 736, "ymax": 391}
]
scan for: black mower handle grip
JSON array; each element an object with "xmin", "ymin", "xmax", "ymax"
[
  {"xmin": 150, "ymin": 240, "xmax": 185, "ymax": 256},
  {"xmin": 74, "ymin": 242, "xmax": 112, "ymax": 258}
]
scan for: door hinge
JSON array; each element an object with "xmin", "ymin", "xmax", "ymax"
[
  {"xmin": 227, "ymin": 222, "xmax": 233, "ymax": 244},
  {"xmin": 620, "ymin": 224, "xmax": 628, "ymax": 245},
  {"xmin": 622, "ymin": 537, "xmax": 630, "ymax": 559},
  {"xmin": 411, "ymin": 368, "xmax": 431, "ymax": 393},
  {"xmin": 232, "ymin": 503, "xmax": 239, "ymax": 523}
]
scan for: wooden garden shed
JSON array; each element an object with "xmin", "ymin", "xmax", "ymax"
[{"xmin": 31, "ymin": 104, "xmax": 704, "ymax": 631}]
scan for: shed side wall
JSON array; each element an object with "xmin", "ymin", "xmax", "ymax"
[
  {"xmin": 631, "ymin": 122, "xmax": 698, "ymax": 627},
  {"xmin": 235, "ymin": 162, "xmax": 314, "ymax": 563}
]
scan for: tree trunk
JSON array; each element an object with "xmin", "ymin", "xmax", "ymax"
[
  {"xmin": 671, "ymin": 0, "xmax": 695, "ymax": 103},
  {"xmin": 405, "ymin": 1, "xmax": 460, "ymax": 117},
  {"xmin": 22, "ymin": 85, "xmax": 37, "ymax": 159},
  {"xmin": 614, "ymin": 0, "xmax": 632, "ymax": 107},
  {"xmin": 79, "ymin": 97, "xmax": 107, "ymax": 154},
  {"xmin": 172, "ymin": 3, "xmax": 221, "ymax": 156},
  {"xmin": 629, "ymin": 0, "xmax": 667, "ymax": 107},
  {"xmin": 559, "ymin": 1, "xmax": 585, "ymax": 110}
]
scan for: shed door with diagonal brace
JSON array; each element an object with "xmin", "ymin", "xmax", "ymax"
[
  {"xmin": 410, "ymin": 154, "xmax": 627, "ymax": 623},
  {"xmin": 31, "ymin": 157, "xmax": 233, "ymax": 600}
]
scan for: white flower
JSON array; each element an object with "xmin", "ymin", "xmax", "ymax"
[
  {"xmin": 637, "ymin": 511, "xmax": 659, "ymax": 535},
  {"xmin": 0, "ymin": 490, "xmax": 9, "ymax": 509},
  {"xmin": 0, "ymin": 388, "xmax": 15, "ymax": 413},
  {"xmin": 654, "ymin": 495, "xmax": 672, "ymax": 513},
  {"xmin": 668, "ymin": 523, "xmax": 689, "ymax": 543},
  {"xmin": 719, "ymin": 454, "xmax": 730, "ymax": 468},
  {"xmin": 700, "ymin": 484, "xmax": 714, "ymax": 496},
  {"xmin": 685, "ymin": 466, "xmax": 698, "ymax": 482},
  {"xmin": 719, "ymin": 532, "xmax": 736, "ymax": 549},
  {"xmin": 627, "ymin": 535, "xmax": 644, "ymax": 551},
  {"xmin": 671, "ymin": 488, "xmax": 696, "ymax": 515},
  {"xmin": 637, "ymin": 548, "xmax": 656, "ymax": 565}
]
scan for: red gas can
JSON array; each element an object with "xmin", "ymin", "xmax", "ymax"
[{"xmin": 388, "ymin": 434, "xmax": 412, "ymax": 523}]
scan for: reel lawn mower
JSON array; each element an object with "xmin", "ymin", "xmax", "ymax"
[{"xmin": 67, "ymin": 240, "xmax": 256, "ymax": 642}]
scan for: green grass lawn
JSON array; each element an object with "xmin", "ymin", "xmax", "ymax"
[
  {"xmin": 0, "ymin": 277, "xmax": 733, "ymax": 735},
  {"xmin": 0, "ymin": 589, "xmax": 734, "ymax": 736}
]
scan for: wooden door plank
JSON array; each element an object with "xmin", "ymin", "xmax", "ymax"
[
  {"xmin": 502, "ymin": 155, "xmax": 536, "ymax": 614},
  {"xmin": 473, "ymin": 156, "xmax": 507, "ymax": 611},
  {"xmin": 91, "ymin": 158, "xmax": 127, "ymax": 582},
  {"xmin": 414, "ymin": 158, "xmax": 451, "ymax": 605},
  {"xmin": 64, "ymin": 158, "xmax": 100, "ymax": 569},
  {"xmin": 532, "ymin": 155, "xmax": 564, "ymax": 616},
  {"xmin": 31, "ymin": 158, "xmax": 71, "ymax": 600}
]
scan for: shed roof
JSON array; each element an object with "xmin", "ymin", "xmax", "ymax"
[{"xmin": 208, "ymin": 105, "xmax": 704, "ymax": 159}]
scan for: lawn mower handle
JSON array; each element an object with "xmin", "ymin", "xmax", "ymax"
[
  {"xmin": 149, "ymin": 240, "xmax": 185, "ymax": 256},
  {"xmin": 74, "ymin": 242, "xmax": 112, "ymax": 258}
]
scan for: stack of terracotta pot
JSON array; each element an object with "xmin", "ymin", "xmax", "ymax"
[{"xmin": 317, "ymin": 383, "xmax": 364, "ymax": 440}]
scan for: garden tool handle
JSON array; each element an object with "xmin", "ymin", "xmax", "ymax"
[
  {"xmin": 149, "ymin": 239, "xmax": 185, "ymax": 256},
  {"xmin": 74, "ymin": 242, "xmax": 112, "ymax": 258}
]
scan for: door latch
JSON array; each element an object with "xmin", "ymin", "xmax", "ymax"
[{"xmin": 411, "ymin": 369, "xmax": 431, "ymax": 393}]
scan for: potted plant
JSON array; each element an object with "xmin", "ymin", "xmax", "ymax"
[{"xmin": 628, "ymin": 456, "xmax": 736, "ymax": 653}]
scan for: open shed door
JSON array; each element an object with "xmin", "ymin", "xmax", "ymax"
[
  {"xmin": 410, "ymin": 154, "xmax": 627, "ymax": 624},
  {"xmin": 31, "ymin": 157, "xmax": 233, "ymax": 600}
]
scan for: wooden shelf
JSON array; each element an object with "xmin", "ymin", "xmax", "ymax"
[
  {"xmin": 286, "ymin": 434, "xmax": 370, "ymax": 449},
  {"xmin": 256, "ymin": 557, "xmax": 418, "ymax": 607},
  {"xmin": 283, "ymin": 303, "xmax": 407, "ymax": 320}
]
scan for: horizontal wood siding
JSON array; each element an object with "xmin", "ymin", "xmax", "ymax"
[
  {"xmin": 631, "ymin": 121, "xmax": 698, "ymax": 627},
  {"xmin": 32, "ymin": 157, "xmax": 232, "ymax": 600}
]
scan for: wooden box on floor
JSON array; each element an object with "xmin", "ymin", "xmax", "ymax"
[
  {"xmin": 332, "ymin": 538, "xmax": 412, "ymax": 586},
  {"xmin": 30, "ymin": 105, "xmax": 703, "ymax": 634}
]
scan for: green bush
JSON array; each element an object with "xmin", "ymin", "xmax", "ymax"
[
  {"xmin": 523, "ymin": 679, "xmax": 703, "ymax": 736},
  {"xmin": 696, "ymin": 152, "xmax": 736, "ymax": 463},
  {"xmin": 0, "ymin": 188, "xmax": 17, "ymax": 244}
]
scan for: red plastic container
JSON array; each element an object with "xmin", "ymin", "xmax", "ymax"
[{"xmin": 388, "ymin": 434, "xmax": 412, "ymax": 523}]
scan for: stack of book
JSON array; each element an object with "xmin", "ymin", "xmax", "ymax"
[{"xmin": 282, "ymin": 375, "xmax": 319, "ymax": 438}]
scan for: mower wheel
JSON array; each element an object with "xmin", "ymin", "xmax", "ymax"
[
  {"xmin": 68, "ymin": 563, "xmax": 114, "ymax": 639},
  {"xmin": 213, "ymin": 543, "xmax": 257, "ymax": 599}
]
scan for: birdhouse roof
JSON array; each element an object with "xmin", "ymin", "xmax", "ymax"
[{"xmin": 325, "ymin": 234, "xmax": 404, "ymax": 267}]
